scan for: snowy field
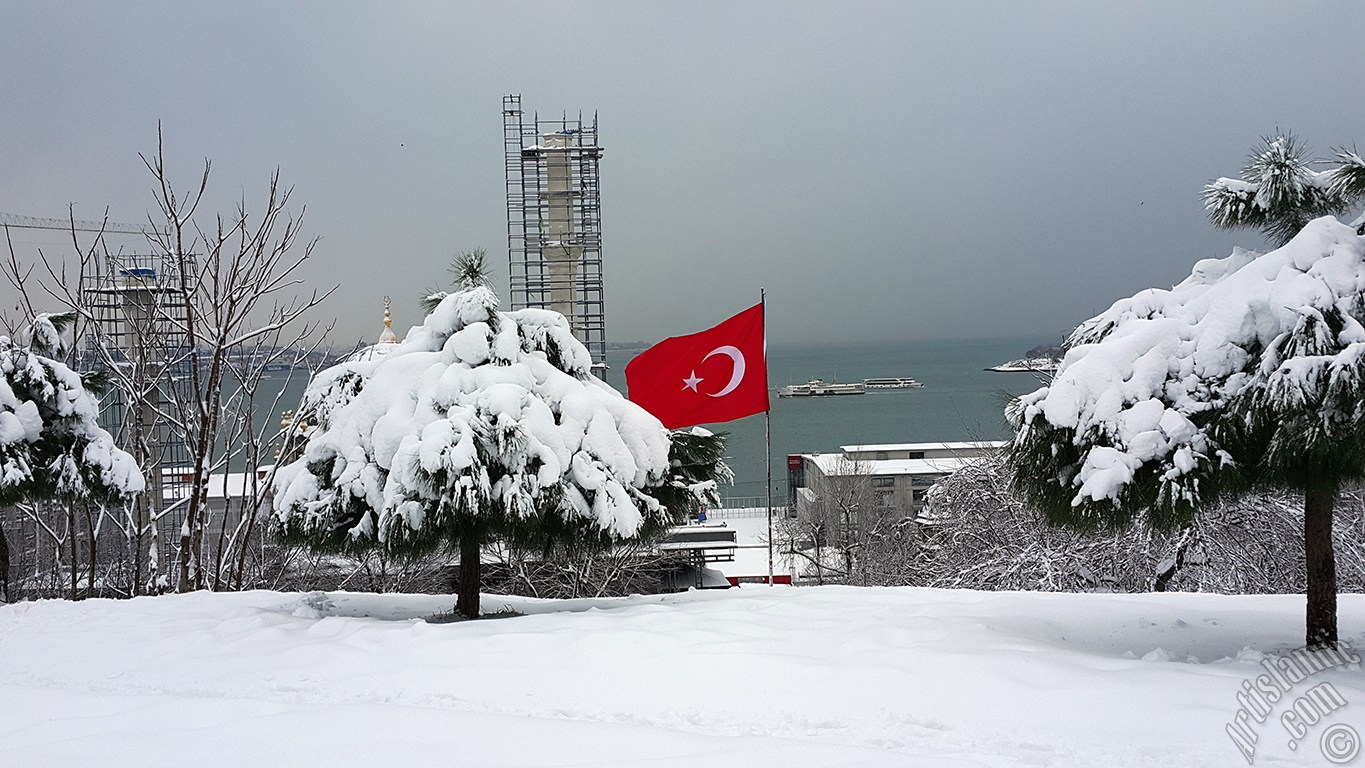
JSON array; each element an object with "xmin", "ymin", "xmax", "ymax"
[{"xmin": 2, "ymin": 587, "xmax": 1362, "ymax": 767}]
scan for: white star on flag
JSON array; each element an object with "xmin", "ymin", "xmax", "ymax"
[{"xmin": 682, "ymin": 371, "xmax": 703, "ymax": 392}]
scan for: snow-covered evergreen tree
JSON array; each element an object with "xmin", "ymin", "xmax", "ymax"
[
  {"xmin": 0, "ymin": 313, "xmax": 143, "ymax": 505},
  {"xmin": 1203, "ymin": 132, "xmax": 1365, "ymax": 245},
  {"xmin": 0, "ymin": 313, "xmax": 144, "ymax": 600},
  {"xmin": 273, "ymin": 256, "xmax": 724, "ymax": 618},
  {"xmin": 1009, "ymin": 215, "xmax": 1365, "ymax": 648}
]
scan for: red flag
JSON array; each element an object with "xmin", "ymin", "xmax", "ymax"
[{"xmin": 625, "ymin": 303, "xmax": 769, "ymax": 429}]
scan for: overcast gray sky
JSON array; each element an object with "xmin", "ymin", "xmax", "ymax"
[{"xmin": 4, "ymin": 1, "xmax": 1364, "ymax": 348}]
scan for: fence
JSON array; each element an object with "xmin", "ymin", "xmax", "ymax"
[{"xmin": 711, "ymin": 496, "xmax": 790, "ymax": 519}]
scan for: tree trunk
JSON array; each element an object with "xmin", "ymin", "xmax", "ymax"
[
  {"xmin": 842, "ymin": 508, "xmax": 853, "ymax": 580},
  {"xmin": 68, "ymin": 505, "xmax": 78, "ymax": 601},
  {"xmin": 1153, "ymin": 526, "xmax": 1195, "ymax": 592},
  {"xmin": 813, "ymin": 524, "xmax": 825, "ymax": 585},
  {"xmin": 456, "ymin": 533, "xmax": 481, "ymax": 619},
  {"xmin": 84, "ymin": 505, "xmax": 97, "ymax": 598},
  {"xmin": 211, "ymin": 498, "xmax": 231, "ymax": 592},
  {"xmin": 131, "ymin": 495, "xmax": 145, "ymax": 597},
  {"xmin": 1304, "ymin": 487, "xmax": 1338, "ymax": 648},
  {"xmin": 232, "ymin": 500, "xmax": 261, "ymax": 591},
  {"xmin": 0, "ymin": 515, "xmax": 11, "ymax": 602},
  {"xmin": 178, "ymin": 526, "xmax": 192, "ymax": 592}
]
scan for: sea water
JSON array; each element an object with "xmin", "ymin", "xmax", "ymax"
[{"xmin": 604, "ymin": 335, "xmax": 1055, "ymax": 500}]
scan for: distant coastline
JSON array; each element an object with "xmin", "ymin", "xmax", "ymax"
[
  {"xmin": 988, "ymin": 343, "xmax": 1063, "ymax": 373},
  {"xmin": 988, "ymin": 358, "xmax": 1060, "ymax": 373}
]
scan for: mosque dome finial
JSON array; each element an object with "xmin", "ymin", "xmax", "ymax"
[{"xmin": 378, "ymin": 295, "xmax": 398, "ymax": 345}]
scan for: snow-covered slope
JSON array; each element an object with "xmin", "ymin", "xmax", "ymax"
[{"xmin": 2, "ymin": 588, "xmax": 1360, "ymax": 766}]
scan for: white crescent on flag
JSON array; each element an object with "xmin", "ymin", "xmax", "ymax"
[{"xmin": 701, "ymin": 345, "xmax": 745, "ymax": 397}]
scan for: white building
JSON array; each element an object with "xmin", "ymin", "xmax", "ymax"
[{"xmin": 788, "ymin": 441, "xmax": 1005, "ymax": 522}]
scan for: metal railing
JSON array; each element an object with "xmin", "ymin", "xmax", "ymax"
[{"xmin": 709, "ymin": 496, "xmax": 789, "ymax": 518}]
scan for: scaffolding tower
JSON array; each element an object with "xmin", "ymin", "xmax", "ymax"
[
  {"xmin": 503, "ymin": 94, "xmax": 607, "ymax": 367},
  {"xmin": 81, "ymin": 253, "xmax": 195, "ymax": 588},
  {"xmin": 82, "ymin": 254, "xmax": 192, "ymax": 369}
]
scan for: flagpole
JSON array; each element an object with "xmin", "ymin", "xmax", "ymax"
[{"xmin": 763, "ymin": 287, "xmax": 773, "ymax": 587}]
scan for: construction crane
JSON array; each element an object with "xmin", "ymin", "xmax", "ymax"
[{"xmin": 0, "ymin": 211, "xmax": 163, "ymax": 237}]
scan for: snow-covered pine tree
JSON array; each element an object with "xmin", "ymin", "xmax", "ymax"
[
  {"xmin": 273, "ymin": 254, "xmax": 725, "ymax": 618},
  {"xmin": 0, "ymin": 313, "xmax": 145, "ymax": 600},
  {"xmin": 1203, "ymin": 132, "xmax": 1365, "ymax": 246},
  {"xmin": 0, "ymin": 313, "xmax": 143, "ymax": 504},
  {"xmin": 1009, "ymin": 215, "xmax": 1365, "ymax": 648}
]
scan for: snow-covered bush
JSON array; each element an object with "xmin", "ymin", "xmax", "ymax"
[{"xmin": 273, "ymin": 279, "xmax": 723, "ymax": 617}]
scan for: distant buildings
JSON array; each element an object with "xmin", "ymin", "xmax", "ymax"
[
  {"xmin": 788, "ymin": 441, "xmax": 1005, "ymax": 523},
  {"xmin": 654, "ymin": 441, "xmax": 1006, "ymax": 590}
]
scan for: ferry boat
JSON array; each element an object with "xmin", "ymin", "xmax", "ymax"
[
  {"xmin": 778, "ymin": 378, "xmax": 866, "ymax": 397},
  {"xmin": 861, "ymin": 377, "xmax": 924, "ymax": 389}
]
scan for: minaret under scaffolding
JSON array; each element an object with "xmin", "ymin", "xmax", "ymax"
[{"xmin": 503, "ymin": 94, "xmax": 606, "ymax": 368}]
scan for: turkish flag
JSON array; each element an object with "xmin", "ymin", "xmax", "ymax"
[{"xmin": 625, "ymin": 303, "xmax": 769, "ymax": 429}]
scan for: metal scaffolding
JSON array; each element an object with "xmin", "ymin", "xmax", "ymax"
[
  {"xmin": 503, "ymin": 94, "xmax": 607, "ymax": 367},
  {"xmin": 80, "ymin": 253, "xmax": 195, "ymax": 579},
  {"xmin": 82, "ymin": 254, "xmax": 191, "ymax": 368}
]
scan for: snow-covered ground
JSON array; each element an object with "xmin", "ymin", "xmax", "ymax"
[{"xmin": 2, "ymin": 587, "xmax": 1361, "ymax": 767}]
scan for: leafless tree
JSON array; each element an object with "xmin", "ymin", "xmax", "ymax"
[
  {"xmin": 134, "ymin": 131, "xmax": 333, "ymax": 592},
  {"xmin": 0, "ymin": 130, "xmax": 334, "ymax": 598},
  {"xmin": 778, "ymin": 455, "xmax": 920, "ymax": 584},
  {"xmin": 208, "ymin": 332, "xmax": 335, "ymax": 592},
  {"xmin": 847, "ymin": 511, "xmax": 925, "ymax": 587},
  {"xmin": 921, "ymin": 454, "xmax": 1365, "ymax": 595},
  {"xmin": 776, "ymin": 498, "xmax": 833, "ymax": 584},
  {"xmin": 0, "ymin": 513, "xmax": 9, "ymax": 602},
  {"xmin": 923, "ymin": 456, "xmax": 1153, "ymax": 591},
  {"xmin": 487, "ymin": 534, "xmax": 675, "ymax": 600}
]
